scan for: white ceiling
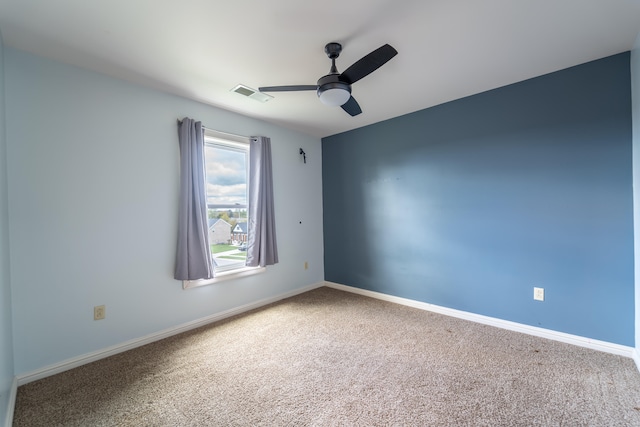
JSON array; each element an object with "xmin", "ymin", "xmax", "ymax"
[{"xmin": 0, "ymin": 0, "xmax": 639, "ymax": 138}]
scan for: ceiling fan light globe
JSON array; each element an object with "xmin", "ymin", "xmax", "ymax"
[{"xmin": 318, "ymin": 87, "xmax": 351, "ymax": 107}]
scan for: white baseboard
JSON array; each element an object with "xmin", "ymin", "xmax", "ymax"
[
  {"xmin": 3, "ymin": 377, "xmax": 17, "ymax": 427},
  {"xmin": 16, "ymin": 282, "xmax": 325, "ymax": 386},
  {"xmin": 324, "ymin": 281, "xmax": 636, "ymax": 359},
  {"xmin": 14, "ymin": 280, "xmax": 637, "ymax": 387}
]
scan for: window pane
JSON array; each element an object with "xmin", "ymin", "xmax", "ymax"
[
  {"xmin": 204, "ymin": 141, "xmax": 249, "ymax": 272},
  {"xmin": 204, "ymin": 144, "xmax": 247, "ymax": 207}
]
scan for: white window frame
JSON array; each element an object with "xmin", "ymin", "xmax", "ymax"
[{"xmin": 182, "ymin": 129, "xmax": 264, "ymax": 290}]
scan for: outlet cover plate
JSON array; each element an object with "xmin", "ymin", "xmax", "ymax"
[
  {"xmin": 94, "ymin": 305, "xmax": 106, "ymax": 320},
  {"xmin": 533, "ymin": 287, "xmax": 544, "ymax": 301}
]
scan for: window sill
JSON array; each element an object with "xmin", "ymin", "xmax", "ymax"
[{"xmin": 182, "ymin": 266, "xmax": 266, "ymax": 289}]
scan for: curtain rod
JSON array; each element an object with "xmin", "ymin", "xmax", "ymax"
[{"xmin": 177, "ymin": 119, "xmax": 249, "ymax": 141}]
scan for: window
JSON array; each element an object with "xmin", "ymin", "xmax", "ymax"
[
  {"xmin": 204, "ymin": 130, "xmax": 251, "ymax": 274},
  {"xmin": 176, "ymin": 119, "xmax": 277, "ymax": 289}
]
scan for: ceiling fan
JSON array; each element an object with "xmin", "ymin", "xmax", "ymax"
[{"xmin": 258, "ymin": 42, "xmax": 398, "ymax": 116}]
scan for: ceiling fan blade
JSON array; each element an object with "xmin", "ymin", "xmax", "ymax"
[
  {"xmin": 341, "ymin": 96, "xmax": 362, "ymax": 116},
  {"xmin": 258, "ymin": 85, "xmax": 317, "ymax": 92},
  {"xmin": 340, "ymin": 44, "xmax": 398, "ymax": 85}
]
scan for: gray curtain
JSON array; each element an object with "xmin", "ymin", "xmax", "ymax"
[
  {"xmin": 175, "ymin": 118, "xmax": 214, "ymax": 280},
  {"xmin": 246, "ymin": 136, "xmax": 279, "ymax": 267}
]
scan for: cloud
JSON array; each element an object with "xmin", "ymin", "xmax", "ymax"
[
  {"xmin": 207, "ymin": 183, "xmax": 247, "ymax": 205},
  {"xmin": 207, "ymin": 162, "xmax": 244, "ymax": 186},
  {"xmin": 205, "ymin": 144, "xmax": 247, "ymax": 204}
]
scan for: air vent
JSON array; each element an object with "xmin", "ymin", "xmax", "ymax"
[{"xmin": 231, "ymin": 84, "xmax": 273, "ymax": 103}]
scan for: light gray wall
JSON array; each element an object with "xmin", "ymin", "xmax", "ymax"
[
  {"xmin": 5, "ymin": 48, "xmax": 324, "ymax": 375},
  {"xmin": 0, "ymin": 29, "xmax": 14, "ymax": 424}
]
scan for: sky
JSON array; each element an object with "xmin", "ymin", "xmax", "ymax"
[{"xmin": 204, "ymin": 144, "xmax": 248, "ymax": 207}]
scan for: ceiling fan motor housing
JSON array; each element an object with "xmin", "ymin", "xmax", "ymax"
[{"xmin": 317, "ymin": 74, "xmax": 351, "ymax": 106}]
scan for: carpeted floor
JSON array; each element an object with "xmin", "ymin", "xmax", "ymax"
[{"xmin": 13, "ymin": 286, "xmax": 640, "ymax": 426}]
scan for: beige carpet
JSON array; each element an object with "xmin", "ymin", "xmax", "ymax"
[{"xmin": 13, "ymin": 286, "xmax": 640, "ymax": 426}]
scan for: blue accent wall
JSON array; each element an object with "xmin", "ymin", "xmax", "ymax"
[
  {"xmin": 323, "ymin": 53, "xmax": 634, "ymax": 346},
  {"xmin": 632, "ymin": 36, "xmax": 640, "ymax": 354}
]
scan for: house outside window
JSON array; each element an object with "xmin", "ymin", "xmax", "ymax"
[
  {"xmin": 208, "ymin": 218, "xmax": 232, "ymax": 245},
  {"xmin": 232, "ymin": 222, "xmax": 248, "ymax": 244}
]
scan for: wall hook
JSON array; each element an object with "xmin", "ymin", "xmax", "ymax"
[{"xmin": 299, "ymin": 148, "xmax": 307, "ymax": 163}]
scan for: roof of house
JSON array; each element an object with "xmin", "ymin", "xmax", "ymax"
[
  {"xmin": 208, "ymin": 218, "xmax": 231, "ymax": 229},
  {"xmin": 233, "ymin": 222, "xmax": 248, "ymax": 233}
]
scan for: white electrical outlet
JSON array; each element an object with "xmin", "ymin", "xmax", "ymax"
[
  {"xmin": 94, "ymin": 305, "xmax": 106, "ymax": 320},
  {"xmin": 533, "ymin": 287, "xmax": 544, "ymax": 301}
]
